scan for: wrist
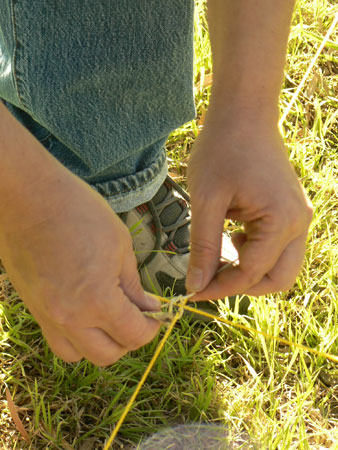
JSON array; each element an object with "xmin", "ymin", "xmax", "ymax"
[
  {"xmin": 204, "ymin": 98, "xmax": 280, "ymax": 130},
  {"xmin": 0, "ymin": 172, "xmax": 74, "ymax": 240},
  {"xmin": 0, "ymin": 103, "xmax": 74, "ymax": 229}
]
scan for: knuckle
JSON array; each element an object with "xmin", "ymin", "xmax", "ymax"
[
  {"xmin": 48, "ymin": 344, "xmax": 82, "ymax": 363},
  {"xmin": 240, "ymin": 266, "xmax": 262, "ymax": 286},
  {"xmin": 124, "ymin": 322, "xmax": 157, "ymax": 350},
  {"xmin": 62, "ymin": 354, "xmax": 82, "ymax": 364},
  {"xmin": 190, "ymin": 237, "xmax": 219, "ymax": 258},
  {"xmin": 283, "ymin": 197, "xmax": 313, "ymax": 234},
  {"xmin": 124, "ymin": 331, "xmax": 146, "ymax": 350},
  {"xmin": 294, "ymin": 201, "xmax": 313, "ymax": 228},
  {"xmin": 128, "ymin": 339, "xmax": 147, "ymax": 351},
  {"xmin": 113, "ymin": 310, "xmax": 153, "ymax": 351},
  {"xmin": 246, "ymin": 272, "xmax": 262, "ymax": 286},
  {"xmin": 123, "ymin": 277, "xmax": 142, "ymax": 298},
  {"xmin": 90, "ymin": 352, "xmax": 124, "ymax": 367},
  {"xmin": 282, "ymin": 281, "xmax": 295, "ymax": 291},
  {"xmin": 305, "ymin": 203, "xmax": 314, "ymax": 224},
  {"xmin": 274, "ymin": 280, "xmax": 295, "ymax": 293},
  {"xmin": 268, "ymin": 273, "xmax": 295, "ymax": 293}
]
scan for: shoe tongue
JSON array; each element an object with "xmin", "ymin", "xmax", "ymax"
[{"xmin": 153, "ymin": 184, "xmax": 190, "ymax": 248}]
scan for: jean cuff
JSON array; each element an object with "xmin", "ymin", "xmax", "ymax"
[{"xmin": 90, "ymin": 148, "xmax": 168, "ymax": 213}]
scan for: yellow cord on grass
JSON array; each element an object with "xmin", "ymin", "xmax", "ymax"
[
  {"xmin": 158, "ymin": 296, "xmax": 338, "ymax": 364},
  {"xmin": 104, "ymin": 294, "xmax": 338, "ymax": 448},
  {"xmin": 103, "ymin": 295, "xmax": 190, "ymax": 450}
]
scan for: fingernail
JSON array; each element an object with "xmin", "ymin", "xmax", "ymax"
[
  {"xmin": 145, "ymin": 294, "xmax": 161, "ymax": 311},
  {"xmin": 186, "ymin": 266, "xmax": 204, "ymax": 292}
]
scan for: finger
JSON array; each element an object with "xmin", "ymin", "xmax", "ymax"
[
  {"xmin": 192, "ymin": 233, "xmax": 282, "ymax": 299},
  {"xmin": 194, "ymin": 232, "xmax": 306, "ymax": 300},
  {"xmin": 192, "ymin": 223, "xmax": 293, "ymax": 300},
  {"xmin": 87, "ymin": 286, "xmax": 160, "ymax": 350},
  {"xmin": 66, "ymin": 327, "xmax": 127, "ymax": 367},
  {"xmin": 244, "ymin": 232, "xmax": 307, "ymax": 296},
  {"xmin": 220, "ymin": 222, "xmax": 292, "ymax": 295},
  {"xmin": 41, "ymin": 325, "xmax": 83, "ymax": 363},
  {"xmin": 186, "ymin": 192, "xmax": 229, "ymax": 293},
  {"xmin": 120, "ymin": 246, "xmax": 161, "ymax": 312}
]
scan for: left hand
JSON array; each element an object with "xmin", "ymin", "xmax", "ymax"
[{"xmin": 185, "ymin": 114, "xmax": 313, "ymax": 300}]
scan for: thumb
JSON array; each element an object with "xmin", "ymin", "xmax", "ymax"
[{"xmin": 186, "ymin": 196, "xmax": 226, "ymax": 293}]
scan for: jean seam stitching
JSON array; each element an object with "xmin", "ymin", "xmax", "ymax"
[
  {"xmin": 10, "ymin": 0, "xmax": 22, "ymax": 107},
  {"xmin": 10, "ymin": 0, "xmax": 30, "ymax": 110}
]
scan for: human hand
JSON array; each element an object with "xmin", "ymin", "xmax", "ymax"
[
  {"xmin": 0, "ymin": 174, "xmax": 160, "ymax": 366},
  {"xmin": 186, "ymin": 114, "xmax": 313, "ymax": 299}
]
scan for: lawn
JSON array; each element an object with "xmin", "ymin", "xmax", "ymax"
[{"xmin": 1, "ymin": 0, "xmax": 338, "ymax": 448}]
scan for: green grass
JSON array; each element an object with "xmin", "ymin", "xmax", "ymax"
[{"xmin": 1, "ymin": 0, "xmax": 338, "ymax": 448}]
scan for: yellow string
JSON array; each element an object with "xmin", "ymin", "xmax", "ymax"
[
  {"xmin": 102, "ymin": 16, "xmax": 338, "ymax": 442},
  {"xmin": 158, "ymin": 296, "xmax": 338, "ymax": 363},
  {"xmin": 104, "ymin": 295, "xmax": 338, "ymax": 448},
  {"xmin": 103, "ymin": 296, "xmax": 189, "ymax": 450}
]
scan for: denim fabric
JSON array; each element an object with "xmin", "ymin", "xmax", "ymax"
[{"xmin": 0, "ymin": 0, "xmax": 195, "ymax": 212}]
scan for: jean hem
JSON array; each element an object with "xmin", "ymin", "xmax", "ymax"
[{"xmin": 90, "ymin": 148, "xmax": 168, "ymax": 213}]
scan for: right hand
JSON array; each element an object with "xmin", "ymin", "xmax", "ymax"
[
  {"xmin": 0, "ymin": 173, "xmax": 160, "ymax": 366},
  {"xmin": 186, "ymin": 116, "xmax": 313, "ymax": 299}
]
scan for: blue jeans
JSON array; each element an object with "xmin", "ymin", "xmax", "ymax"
[{"xmin": 0, "ymin": 0, "xmax": 195, "ymax": 212}]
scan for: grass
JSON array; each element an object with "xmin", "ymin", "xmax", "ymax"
[{"xmin": 1, "ymin": 0, "xmax": 338, "ymax": 448}]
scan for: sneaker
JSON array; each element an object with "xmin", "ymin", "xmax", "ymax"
[{"xmin": 119, "ymin": 176, "xmax": 238, "ymax": 298}]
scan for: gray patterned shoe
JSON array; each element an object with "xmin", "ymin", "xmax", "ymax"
[{"xmin": 119, "ymin": 176, "xmax": 238, "ymax": 298}]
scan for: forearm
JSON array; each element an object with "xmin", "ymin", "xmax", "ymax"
[
  {"xmin": 206, "ymin": 0, "xmax": 295, "ymax": 122},
  {"xmin": 0, "ymin": 103, "xmax": 75, "ymax": 230}
]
